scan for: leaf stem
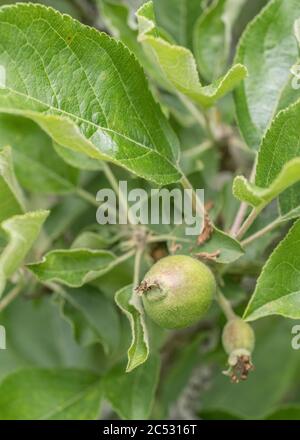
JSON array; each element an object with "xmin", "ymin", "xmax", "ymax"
[
  {"xmin": 147, "ymin": 234, "xmax": 191, "ymax": 244},
  {"xmin": 75, "ymin": 187, "xmax": 98, "ymax": 207},
  {"xmin": 102, "ymin": 163, "xmax": 135, "ymax": 225},
  {"xmin": 133, "ymin": 246, "xmax": 144, "ymax": 288},
  {"xmin": 0, "ymin": 283, "xmax": 23, "ymax": 313},
  {"xmin": 180, "ymin": 174, "xmax": 206, "ymax": 219},
  {"xmin": 216, "ymin": 289, "xmax": 236, "ymax": 321},
  {"xmin": 177, "ymin": 93, "xmax": 207, "ymax": 130},
  {"xmin": 241, "ymin": 217, "xmax": 282, "ymax": 247},
  {"xmin": 229, "ymin": 201, "xmax": 249, "ymax": 237},
  {"xmin": 235, "ymin": 207, "xmax": 261, "ymax": 241},
  {"xmin": 230, "ymin": 157, "xmax": 257, "ymax": 237},
  {"xmin": 182, "ymin": 140, "xmax": 213, "ymax": 158}
]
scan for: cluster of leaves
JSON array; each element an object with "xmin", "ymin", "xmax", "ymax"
[{"xmin": 0, "ymin": 0, "xmax": 300, "ymax": 420}]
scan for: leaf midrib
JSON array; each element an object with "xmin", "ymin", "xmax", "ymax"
[
  {"xmin": 38, "ymin": 378, "xmax": 102, "ymax": 420},
  {"xmin": 0, "ymin": 7, "xmax": 179, "ymax": 171}
]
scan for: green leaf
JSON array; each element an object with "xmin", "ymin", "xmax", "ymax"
[
  {"xmin": 266, "ymin": 406, "xmax": 300, "ymax": 420},
  {"xmin": 0, "ymin": 3, "xmax": 181, "ymax": 185},
  {"xmin": 43, "ymin": 195, "xmax": 89, "ymax": 245},
  {"xmin": 104, "ymin": 355, "xmax": 160, "ymax": 419},
  {"xmin": 153, "ymin": 0, "xmax": 204, "ymax": 50},
  {"xmin": 194, "ymin": 0, "xmax": 247, "ymax": 81},
  {"xmin": 115, "ymin": 285, "xmax": 149, "ymax": 372},
  {"xmin": 233, "ymin": 101, "xmax": 300, "ymax": 214},
  {"xmin": 71, "ymin": 231, "xmax": 112, "ymax": 250},
  {"xmin": 0, "ymin": 295, "xmax": 108, "ymax": 380},
  {"xmin": 0, "ymin": 210, "xmax": 49, "ymax": 296},
  {"xmin": 0, "ymin": 114, "xmax": 78, "ymax": 193},
  {"xmin": 56, "ymin": 285, "xmax": 120, "ymax": 354},
  {"xmin": 234, "ymin": 0, "xmax": 300, "ymax": 149},
  {"xmin": 233, "ymin": 159, "xmax": 300, "ymax": 208},
  {"xmin": 168, "ymin": 224, "xmax": 244, "ymax": 264},
  {"xmin": 53, "ymin": 142, "xmax": 102, "ymax": 171},
  {"xmin": 27, "ymin": 248, "xmax": 123, "ymax": 288},
  {"xmin": 0, "ymin": 145, "xmax": 25, "ymax": 222},
  {"xmin": 197, "ymin": 226, "xmax": 245, "ymax": 264},
  {"xmin": 137, "ymin": 1, "xmax": 247, "ymax": 107},
  {"xmin": 0, "ymin": 368, "xmax": 102, "ymax": 420},
  {"xmin": 244, "ymin": 219, "xmax": 300, "ymax": 321}
]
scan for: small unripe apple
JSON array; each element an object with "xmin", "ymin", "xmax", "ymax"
[
  {"xmin": 222, "ymin": 317, "xmax": 255, "ymax": 383},
  {"xmin": 222, "ymin": 318, "xmax": 255, "ymax": 356},
  {"xmin": 139, "ymin": 255, "xmax": 216, "ymax": 329}
]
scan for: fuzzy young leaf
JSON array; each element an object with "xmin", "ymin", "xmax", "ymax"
[
  {"xmin": 233, "ymin": 159, "xmax": 300, "ymax": 209},
  {"xmin": 115, "ymin": 285, "xmax": 149, "ymax": 372},
  {"xmin": 0, "ymin": 3, "xmax": 181, "ymax": 185},
  {"xmin": 137, "ymin": 1, "xmax": 247, "ymax": 108},
  {"xmin": 0, "ymin": 145, "xmax": 25, "ymax": 222},
  {"xmin": 244, "ymin": 219, "xmax": 300, "ymax": 321},
  {"xmin": 194, "ymin": 0, "xmax": 246, "ymax": 81},
  {"xmin": 233, "ymin": 101, "xmax": 300, "ymax": 214},
  {"xmin": 28, "ymin": 249, "xmax": 125, "ymax": 288},
  {"xmin": 234, "ymin": 0, "xmax": 300, "ymax": 149},
  {"xmin": 0, "ymin": 210, "xmax": 49, "ymax": 296},
  {"xmin": 104, "ymin": 355, "xmax": 160, "ymax": 419},
  {"xmin": 0, "ymin": 368, "xmax": 102, "ymax": 420}
]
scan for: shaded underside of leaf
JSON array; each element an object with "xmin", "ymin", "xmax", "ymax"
[
  {"xmin": 115, "ymin": 284, "xmax": 149, "ymax": 372},
  {"xmin": 153, "ymin": 0, "xmax": 203, "ymax": 50},
  {"xmin": 56, "ymin": 285, "xmax": 120, "ymax": 355},
  {"xmin": 194, "ymin": 0, "xmax": 246, "ymax": 82}
]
